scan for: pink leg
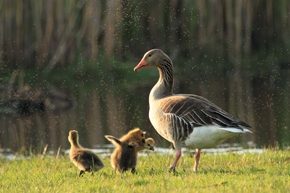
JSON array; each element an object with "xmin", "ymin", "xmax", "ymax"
[
  {"xmin": 169, "ymin": 150, "xmax": 181, "ymax": 172},
  {"xmin": 193, "ymin": 149, "xmax": 201, "ymax": 172}
]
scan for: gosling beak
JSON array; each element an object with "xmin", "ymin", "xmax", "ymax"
[{"xmin": 149, "ymin": 146, "xmax": 155, "ymax": 151}]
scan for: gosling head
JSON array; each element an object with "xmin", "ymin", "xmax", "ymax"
[
  {"xmin": 144, "ymin": 138, "xmax": 155, "ymax": 151},
  {"xmin": 68, "ymin": 130, "xmax": 79, "ymax": 146},
  {"xmin": 128, "ymin": 127, "xmax": 146, "ymax": 143}
]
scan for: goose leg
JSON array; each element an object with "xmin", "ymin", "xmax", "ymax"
[
  {"xmin": 193, "ymin": 149, "xmax": 201, "ymax": 172},
  {"xmin": 131, "ymin": 167, "xmax": 136, "ymax": 174},
  {"xmin": 169, "ymin": 150, "xmax": 181, "ymax": 172},
  {"xmin": 79, "ymin": 170, "xmax": 85, "ymax": 177}
]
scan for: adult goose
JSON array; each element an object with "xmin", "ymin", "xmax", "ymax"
[{"xmin": 134, "ymin": 49, "xmax": 252, "ymax": 172}]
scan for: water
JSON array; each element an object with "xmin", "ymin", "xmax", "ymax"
[
  {"xmin": 0, "ymin": 65, "xmax": 289, "ymax": 153},
  {"xmin": 0, "ymin": 144, "xmax": 264, "ymax": 161}
]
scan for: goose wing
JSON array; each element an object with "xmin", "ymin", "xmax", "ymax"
[{"xmin": 159, "ymin": 94, "xmax": 251, "ymax": 141}]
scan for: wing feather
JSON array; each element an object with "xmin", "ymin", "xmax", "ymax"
[{"xmin": 160, "ymin": 94, "xmax": 251, "ymax": 141}]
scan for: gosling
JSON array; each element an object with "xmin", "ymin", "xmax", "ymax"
[
  {"xmin": 105, "ymin": 135, "xmax": 139, "ymax": 173},
  {"xmin": 105, "ymin": 128, "xmax": 146, "ymax": 173},
  {"xmin": 68, "ymin": 130, "xmax": 104, "ymax": 177}
]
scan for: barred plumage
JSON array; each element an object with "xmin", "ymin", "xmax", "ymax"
[{"xmin": 134, "ymin": 49, "xmax": 252, "ymax": 172}]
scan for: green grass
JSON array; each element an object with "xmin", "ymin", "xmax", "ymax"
[{"xmin": 1, "ymin": 150, "xmax": 290, "ymax": 193}]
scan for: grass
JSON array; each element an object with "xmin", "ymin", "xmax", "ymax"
[{"xmin": 0, "ymin": 150, "xmax": 290, "ymax": 193}]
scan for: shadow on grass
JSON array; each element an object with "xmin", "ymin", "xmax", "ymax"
[
  {"xmin": 134, "ymin": 180, "xmax": 150, "ymax": 186},
  {"xmin": 197, "ymin": 166, "xmax": 266, "ymax": 175}
]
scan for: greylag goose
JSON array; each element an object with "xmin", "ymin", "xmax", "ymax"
[
  {"xmin": 134, "ymin": 49, "xmax": 252, "ymax": 172},
  {"xmin": 105, "ymin": 128, "xmax": 146, "ymax": 173},
  {"xmin": 68, "ymin": 130, "xmax": 104, "ymax": 176},
  {"xmin": 105, "ymin": 135, "xmax": 139, "ymax": 173}
]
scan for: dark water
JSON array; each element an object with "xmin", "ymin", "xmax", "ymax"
[
  {"xmin": 0, "ymin": 83, "xmax": 155, "ymax": 153},
  {"xmin": 0, "ymin": 67, "xmax": 289, "ymax": 153}
]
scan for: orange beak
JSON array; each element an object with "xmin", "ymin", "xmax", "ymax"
[{"xmin": 134, "ymin": 58, "xmax": 147, "ymax": 71}]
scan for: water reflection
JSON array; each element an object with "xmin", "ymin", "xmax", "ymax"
[
  {"xmin": 0, "ymin": 144, "xmax": 264, "ymax": 161},
  {"xmin": 0, "ymin": 67, "xmax": 289, "ymax": 154}
]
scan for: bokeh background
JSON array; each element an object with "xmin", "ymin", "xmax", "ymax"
[{"xmin": 0, "ymin": 0, "xmax": 289, "ymax": 153}]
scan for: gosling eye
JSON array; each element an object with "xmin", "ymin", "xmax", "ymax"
[
  {"xmin": 141, "ymin": 133, "xmax": 144, "ymax": 137},
  {"xmin": 148, "ymin": 54, "xmax": 152, "ymax": 57}
]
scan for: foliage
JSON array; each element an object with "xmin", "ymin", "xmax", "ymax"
[
  {"xmin": 1, "ymin": 150, "xmax": 290, "ymax": 192},
  {"xmin": 0, "ymin": 0, "xmax": 290, "ymax": 70}
]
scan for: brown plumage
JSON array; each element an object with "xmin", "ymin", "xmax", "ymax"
[
  {"xmin": 105, "ymin": 128, "xmax": 146, "ymax": 173},
  {"xmin": 137, "ymin": 137, "xmax": 155, "ymax": 151},
  {"xmin": 68, "ymin": 130, "xmax": 104, "ymax": 176},
  {"xmin": 105, "ymin": 135, "xmax": 139, "ymax": 173},
  {"xmin": 119, "ymin": 127, "xmax": 146, "ymax": 146}
]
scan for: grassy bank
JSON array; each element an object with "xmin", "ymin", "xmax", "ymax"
[{"xmin": 0, "ymin": 150, "xmax": 290, "ymax": 192}]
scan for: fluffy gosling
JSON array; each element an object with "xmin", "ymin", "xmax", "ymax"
[
  {"xmin": 105, "ymin": 135, "xmax": 139, "ymax": 173},
  {"xmin": 105, "ymin": 127, "xmax": 146, "ymax": 173},
  {"xmin": 68, "ymin": 130, "xmax": 104, "ymax": 177},
  {"xmin": 137, "ymin": 137, "xmax": 155, "ymax": 151}
]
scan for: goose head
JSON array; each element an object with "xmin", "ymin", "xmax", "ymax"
[
  {"xmin": 134, "ymin": 49, "xmax": 174, "ymax": 95},
  {"xmin": 134, "ymin": 49, "xmax": 172, "ymax": 71}
]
